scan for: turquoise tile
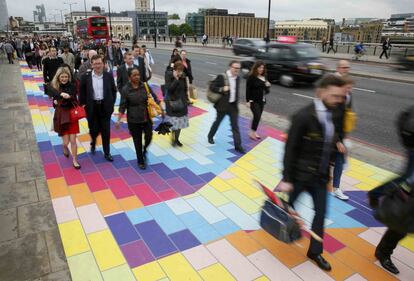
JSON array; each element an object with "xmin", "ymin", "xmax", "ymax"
[
  {"xmin": 147, "ymin": 203, "xmax": 186, "ymax": 235},
  {"xmin": 127, "ymin": 207, "xmax": 153, "ymax": 225},
  {"xmin": 148, "ymin": 144, "xmax": 168, "ymax": 157},
  {"xmin": 218, "ymin": 203, "xmax": 261, "ymax": 231},
  {"xmin": 35, "ymin": 132, "xmax": 49, "ymax": 142},
  {"xmin": 158, "ymin": 155, "xmax": 186, "ymax": 170},
  {"xmin": 190, "ymin": 223, "xmax": 222, "ymax": 244},
  {"xmin": 179, "ymin": 211, "xmax": 209, "ymax": 229},
  {"xmin": 327, "ymin": 196, "xmax": 356, "ymax": 214},
  {"xmin": 180, "ymin": 159, "xmax": 209, "ymax": 175},
  {"xmin": 166, "ymin": 198, "xmax": 193, "ymax": 215},
  {"xmin": 118, "ymin": 147, "xmax": 136, "ymax": 161},
  {"xmin": 213, "ymin": 219, "xmax": 240, "ymax": 236},
  {"xmin": 186, "ymin": 196, "xmax": 226, "ymax": 224},
  {"xmin": 326, "ymin": 213, "xmax": 366, "ymax": 228}
]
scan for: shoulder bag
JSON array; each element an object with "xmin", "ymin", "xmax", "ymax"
[{"xmin": 144, "ymin": 82, "xmax": 162, "ymax": 120}]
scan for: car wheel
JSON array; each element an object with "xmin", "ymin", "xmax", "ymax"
[{"xmin": 280, "ymin": 74, "xmax": 294, "ymax": 87}]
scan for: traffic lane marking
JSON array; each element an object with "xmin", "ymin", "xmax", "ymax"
[
  {"xmin": 292, "ymin": 93, "xmax": 315, "ymax": 100},
  {"xmin": 353, "ymin": 87, "xmax": 376, "ymax": 93}
]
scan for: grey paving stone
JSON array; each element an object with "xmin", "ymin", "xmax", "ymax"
[
  {"xmin": 44, "ymin": 227, "xmax": 67, "ymax": 272},
  {"xmin": 0, "ymin": 208, "xmax": 18, "ymax": 242},
  {"xmin": 16, "ymin": 162, "xmax": 45, "ymax": 183},
  {"xmin": 36, "ymin": 178, "xmax": 51, "ymax": 201},
  {"xmin": 0, "ymin": 151, "xmax": 33, "ymax": 168},
  {"xmin": 0, "ymin": 166, "xmax": 16, "ymax": 184},
  {"xmin": 0, "ymin": 233, "xmax": 51, "ymax": 281},
  {"xmin": 0, "ymin": 181, "xmax": 38, "ymax": 211},
  {"xmin": 31, "ymin": 268, "xmax": 72, "ymax": 281},
  {"xmin": 18, "ymin": 201, "xmax": 57, "ymax": 237}
]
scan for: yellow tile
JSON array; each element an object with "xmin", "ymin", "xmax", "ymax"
[
  {"xmin": 88, "ymin": 229, "xmax": 126, "ymax": 271},
  {"xmin": 255, "ymin": 277, "xmax": 270, "ymax": 281},
  {"xmin": 58, "ymin": 220, "xmax": 90, "ymax": 257},
  {"xmin": 228, "ymin": 166, "xmax": 255, "ymax": 183},
  {"xmin": 354, "ymin": 182, "xmax": 375, "ymax": 191},
  {"xmin": 400, "ymin": 235, "xmax": 414, "ymax": 251},
  {"xmin": 132, "ymin": 261, "xmax": 166, "ymax": 281},
  {"xmin": 227, "ymin": 178, "xmax": 263, "ymax": 199},
  {"xmin": 198, "ymin": 263, "xmax": 236, "ymax": 281},
  {"xmin": 209, "ymin": 177, "xmax": 234, "ymax": 192},
  {"xmin": 236, "ymin": 160, "xmax": 259, "ymax": 172},
  {"xmin": 158, "ymin": 253, "xmax": 202, "ymax": 281}
]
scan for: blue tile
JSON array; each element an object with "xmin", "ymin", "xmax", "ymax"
[
  {"xmin": 218, "ymin": 203, "xmax": 261, "ymax": 230},
  {"xmin": 147, "ymin": 203, "xmax": 186, "ymax": 235},
  {"xmin": 189, "ymin": 223, "xmax": 222, "ymax": 244},
  {"xmin": 326, "ymin": 212, "xmax": 367, "ymax": 228},
  {"xmin": 105, "ymin": 213, "xmax": 140, "ymax": 245},
  {"xmin": 38, "ymin": 141, "xmax": 53, "ymax": 152},
  {"xmin": 151, "ymin": 163, "xmax": 177, "ymax": 180},
  {"xmin": 111, "ymin": 155, "xmax": 131, "ymax": 169},
  {"xmin": 127, "ymin": 207, "xmax": 153, "ymax": 225},
  {"xmin": 179, "ymin": 211, "xmax": 209, "ymax": 229},
  {"xmin": 165, "ymin": 198, "xmax": 193, "ymax": 215},
  {"xmin": 135, "ymin": 220, "xmax": 177, "ymax": 258},
  {"xmin": 213, "ymin": 219, "xmax": 240, "ymax": 236},
  {"xmin": 169, "ymin": 229, "xmax": 201, "ymax": 251},
  {"xmin": 346, "ymin": 209, "xmax": 384, "ymax": 227},
  {"xmin": 174, "ymin": 167, "xmax": 204, "ymax": 186},
  {"xmin": 186, "ymin": 196, "xmax": 226, "ymax": 224},
  {"xmin": 327, "ymin": 195, "xmax": 356, "ymax": 214},
  {"xmin": 199, "ymin": 172, "xmax": 216, "ymax": 182}
]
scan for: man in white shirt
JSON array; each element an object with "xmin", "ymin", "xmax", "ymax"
[{"xmin": 208, "ymin": 60, "xmax": 244, "ymax": 153}]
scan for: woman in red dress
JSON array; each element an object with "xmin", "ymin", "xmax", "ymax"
[{"xmin": 51, "ymin": 67, "xmax": 81, "ymax": 169}]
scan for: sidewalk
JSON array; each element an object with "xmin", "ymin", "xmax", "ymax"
[{"xmin": 1, "ymin": 61, "xmax": 413, "ymax": 281}]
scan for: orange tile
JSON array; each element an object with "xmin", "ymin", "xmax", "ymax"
[
  {"xmin": 347, "ymin": 227, "xmax": 369, "ymax": 236},
  {"xmin": 93, "ymin": 189, "xmax": 122, "ymax": 216},
  {"xmin": 110, "ymin": 138, "xmax": 121, "ymax": 144},
  {"xmin": 78, "ymin": 134, "xmax": 91, "ymax": 142},
  {"xmin": 119, "ymin": 196, "xmax": 143, "ymax": 211},
  {"xmin": 334, "ymin": 248, "xmax": 397, "ymax": 281},
  {"xmin": 326, "ymin": 228, "xmax": 376, "ymax": 261},
  {"xmin": 69, "ymin": 183, "xmax": 95, "ymax": 207},
  {"xmin": 249, "ymin": 229, "xmax": 306, "ymax": 268},
  {"xmin": 47, "ymin": 177, "xmax": 69, "ymax": 199},
  {"xmin": 226, "ymin": 230, "xmax": 263, "ymax": 256}
]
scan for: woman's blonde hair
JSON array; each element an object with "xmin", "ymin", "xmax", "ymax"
[{"xmin": 50, "ymin": 67, "xmax": 72, "ymax": 91}]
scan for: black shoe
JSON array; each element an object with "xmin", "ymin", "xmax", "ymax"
[
  {"xmin": 375, "ymin": 251, "xmax": 400, "ymax": 274},
  {"xmin": 176, "ymin": 140, "xmax": 183, "ymax": 147},
  {"xmin": 307, "ymin": 253, "xmax": 332, "ymax": 271},
  {"xmin": 104, "ymin": 154, "xmax": 114, "ymax": 162},
  {"xmin": 143, "ymin": 150, "xmax": 148, "ymax": 160},
  {"xmin": 208, "ymin": 137, "xmax": 215, "ymax": 144},
  {"xmin": 138, "ymin": 162, "xmax": 146, "ymax": 170},
  {"xmin": 90, "ymin": 144, "xmax": 96, "ymax": 155},
  {"xmin": 73, "ymin": 162, "xmax": 81, "ymax": 170},
  {"xmin": 235, "ymin": 146, "xmax": 246, "ymax": 154}
]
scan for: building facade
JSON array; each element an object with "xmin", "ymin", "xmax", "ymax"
[
  {"xmin": 123, "ymin": 11, "xmax": 168, "ymax": 38},
  {"xmin": 382, "ymin": 13, "xmax": 414, "ymax": 43},
  {"xmin": 135, "ymin": 0, "xmax": 150, "ymax": 12},
  {"xmin": 0, "ymin": 0, "xmax": 9, "ymax": 31},
  {"xmin": 274, "ymin": 20, "xmax": 328, "ymax": 41},
  {"xmin": 185, "ymin": 10, "xmax": 205, "ymax": 36},
  {"xmin": 108, "ymin": 17, "xmax": 133, "ymax": 40},
  {"xmin": 340, "ymin": 20, "xmax": 383, "ymax": 43}
]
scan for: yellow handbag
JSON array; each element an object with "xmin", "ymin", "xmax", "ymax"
[
  {"xmin": 343, "ymin": 107, "xmax": 357, "ymax": 133},
  {"xmin": 144, "ymin": 82, "xmax": 162, "ymax": 120}
]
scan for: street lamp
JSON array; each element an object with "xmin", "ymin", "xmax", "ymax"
[
  {"xmin": 55, "ymin": 9, "xmax": 67, "ymax": 23},
  {"xmin": 64, "ymin": 2, "xmax": 77, "ymax": 33},
  {"xmin": 153, "ymin": 0, "xmax": 157, "ymax": 48},
  {"xmin": 266, "ymin": 0, "xmax": 272, "ymax": 42},
  {"xmin": 107, "ymin": 0, "xmax": 113, "ymax": 40},
  {"xmin": 83, "ymin": 0, "xmax": 87, "ymax": 19}
]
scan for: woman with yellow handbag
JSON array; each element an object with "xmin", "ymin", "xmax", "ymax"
[{"xmin": 117, "ymin": 67, "xmax": 163, "ymax": 169}]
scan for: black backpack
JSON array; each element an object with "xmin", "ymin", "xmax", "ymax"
[{"xmin": 397, "ymin": 106, "xmax": 414, "ymax": 149}]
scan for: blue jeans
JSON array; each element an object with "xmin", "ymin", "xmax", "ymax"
[{"xmin": 333, "ymin": 152, "xmax": 345, "ymax": 188}]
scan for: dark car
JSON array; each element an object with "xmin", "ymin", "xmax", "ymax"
[
  {"xmin": 241, "ymin": 43, "xmax": 325, "ymax": 87},
  {"xmin": 233, "ymin": 38, "xmax": 267, "ymax": 56}
]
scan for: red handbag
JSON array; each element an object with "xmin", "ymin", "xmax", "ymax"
[{"xmin": 70, "ymin": 103, "xmax": 86, "ymax": 121}]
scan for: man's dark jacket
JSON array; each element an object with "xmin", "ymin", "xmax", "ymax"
[{"xmin": 209, "ymin": 73, "xmax": 240, "ymax": 112}]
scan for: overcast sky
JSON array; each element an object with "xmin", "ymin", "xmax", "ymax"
[{"xmin": 5, "ymin": 0, "xmax": 414, "ymax": 22}]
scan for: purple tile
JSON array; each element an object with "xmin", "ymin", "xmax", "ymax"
[
  {"xmin": 174, "ymin": 168, "xmax": 204, "ymax": 186},
  {"xmin": 41, "ymin": 151, "xmax": 57, "ymax": 164},
  {"xmin": 166, "ymin": 177, "xmax": 195, "ymax": 196},
  {"xmin": 227, "ymin": 155, "xmax": 242, "ymax": 162},
  {"xmin": 151, "ymin": 163, "xmax": 177, "ymax": 180},
  {"xmin": 346, "ymin": 198, "xmax": 372, "ymax": 214},
  {"xmin": 78, "ymin": 157, "xmax": 98, "ymax": 174},
  {"xmin": 128, "ymin": 160, "xmax": 154, "ymax": 174},
  {"xmin": 91, "ymin": 152, "xmax": 108, "ymax": 164},
  {"xmin": 142, "ymin": 172, "xmax": 171, "ymax": 192},
  {"xmin": 105, "ymin": 213, "xmax": 140, "ymax": 245},
  {"xmin": 57, "ymin": 155, "xmax": 74, "ymax": 169},
  {"xmin": 112, "ymin": 155, "xmax": 130, "ymax": 169},
  {"xmin": 346, "ymin": 208, "xmax": 384, "ymax": 227},
  {"xmin": 120, "ymin": 240, "xmax": 154, "ymax": 268},
  {"xmin": 199, "ymin": 172, "xmax": 216, "ymax": 182},
  {"xmin": 119, "ymin": 167, "xmax": 145, "ymax": 185},
  {"xmin": 169, "ymin": 229, "xmax": 200, "ymax": 251},
  {"xmin": 38, "ymin": 141, "xmax": 53, "ymax": 152},
  {"xmin": 135, "ymin": 220, "xmax": 177, "ymax": 258},
  {"xmin": 97, "ymin": 162, "xmax": 119, "ymax": 179}
]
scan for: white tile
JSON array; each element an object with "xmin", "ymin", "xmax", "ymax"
[
  {"xmin": 77, "ymin": 204, "xmax": 108, "ymax": 234},
  {"xmin": 182, "ymin": 245, "xmax": 217, "ymax": 270},
  {"xmin": 52, "ymin": 196, "xmax": 78, "ymax": 223},
  {"xmin": 344, "ymin": 273, "xmax": 367, "ymax": 281},
  {"xmin": 292, "ymin": 261, "xmax": 334, "ymax": 281},
  {"xmin": 248, "ymin": 249, "xmax": 302, "ymax": 281},
  {"xmin": 375, "ymin": 259, "xmax": 414, "ymax": 281}
]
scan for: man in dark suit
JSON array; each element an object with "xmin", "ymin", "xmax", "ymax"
[
  {"xmin": 79, "ymin": 55, "xmax": 117, "ymax": 162},
  {"xmin": 132, "ymin": 45, "xmax": 147, "ymax": 82},
  {"xmin": 279, "ymin": 74, "xmax": 347, "ymax": 271},
  {"xmin": 117, "ymin": 51, "xmax": 139, "ymax": 92},
  {"xmin": 43, "ymin": 47, "xmax": 64, "ymax": 96},
  {"xmin": 207, "ymin": 60, "xmax": 244, "ymax": 153}
]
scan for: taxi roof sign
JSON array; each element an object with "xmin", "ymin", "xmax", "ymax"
[{"xmin": 277, "ymin": 36, "xmax": 297, "ymax": 44}]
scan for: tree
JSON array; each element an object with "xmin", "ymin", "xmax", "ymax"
[
  {"xmin": 179, "ymin": 23, "xmax": 194, "ymax": 36},
  {"xmin": 168, "ymin": 14, "xmax": 180, "ymax": 20},
  {"xmin": 168, "ymin": 24, "xmax": 180, "ymax": 36}
]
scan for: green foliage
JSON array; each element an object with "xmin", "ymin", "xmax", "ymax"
[
  {"xmin": 168, "ymin": 24, "xmax": 180, "ymax": 36},
  {"xmin": 179, "ymin": 24, "xmax": 194, "ymax": 36},
  {"xmin": 168, "ymin": 14, "xmax": 180, "ymax": 20}
]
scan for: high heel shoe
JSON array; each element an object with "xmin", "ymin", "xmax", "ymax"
[{"xmin": 73, "ymin": 161, "xmax": 81, "ymax": 169}]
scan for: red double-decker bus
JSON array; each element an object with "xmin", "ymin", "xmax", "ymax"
[{"xmin": 76, "ymin": 16, "xmax": 109, "ymax": 43}]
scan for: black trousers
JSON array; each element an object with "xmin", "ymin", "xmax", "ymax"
[
  {"xmin": 208, "ymin": 104, "xmax": 241, "ymax": 148},
  {"xmin": 128, "ymin": 121, "xmax": 152, "ymax": 164},
  {"xmin": 289, "ymin": 179, "xmax": 328, "ymax": 255},
  {"xmin": 376, "ymin": 228, "xmax": 407, "ymax": 258},
  {"xmin": 379, "ymin": 49, "xmax": 389, "ymax": 59},
  {"xmin": 7, "ymin": 53, "xmax": 13, "ymax": 64},
  {"xmin": 88, "ymin": 102, "xmax": 111, "ymax": 155},
  {"xmin": 327, "ymin": 45, "xmax": 336, "ymax": 54},
  {"xmin": 250, "ymin": 102, "xmax": 264, "ymax": 131}
]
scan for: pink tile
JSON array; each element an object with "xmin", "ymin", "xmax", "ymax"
[
  {"xmin": 158, "ymin": 189, "xmax": 179, "ymax": 201},
  {"xmin": 182, "ymin": 245, "xmax": 217, "ymax": 270},
  {"xmin": 52, "ymin": 196, "xmax": 78, "ymax": 223},
  {"xmin": 44, "ymin": 163, "xmax": 62, "ymax": 179},
  {"xmin": 303, "ymin": 231, "xmax": 345, "ymax": 254},
  {"xmin": 77, "ymin": 203, "xmax": 108, "ymax": 234},
  {"xmin": 84, "ymin": 172, "xmax": 108, "ymax": 192},
  {"xmin": 206, "ymin": 239, "xmax": 262, "ymax": 281},
  {"xmin": 218, "ymin": 171, "xmax": 236, "ymax": 180},
  {"xmin": 341, "ymin": 175, "xmax": 361, "ymax": 185},
  {"xmin": 292, "ymin": 261, "xmax": 334, "ymax": 281},
  {"xmin": 248, "ymin": 249, "xmax": 302, "ymax": 280},
  {"xmin": 131, "ymin": 183, "xmax": 161, "ymax": 206},
  {"xmin": 106, "ymin": 178, "xmax": 134, "ymax": 199},
  {"xmin": 62, "ymin": 168, "xmax": 84, "ymax": 186}
]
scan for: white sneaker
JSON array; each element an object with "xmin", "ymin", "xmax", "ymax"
[{"xmin": 333, "ymin": 188, "xmax": 349, "ymax": 201}]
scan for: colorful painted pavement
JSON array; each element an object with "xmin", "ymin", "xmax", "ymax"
[{"xmin": 21, "ymin": 62, "xmax": 414, "ymax": 280}]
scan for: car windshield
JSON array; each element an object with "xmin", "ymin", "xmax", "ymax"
[{"xmin": 294, "ymin": 46, "xmax": 320, "ymax": 59}]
